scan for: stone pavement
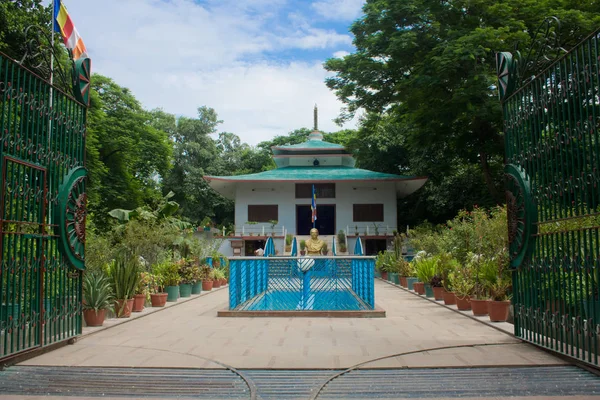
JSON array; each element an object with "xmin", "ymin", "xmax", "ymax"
[{"xmin": 19, "ymin": 280, "xmax": 565, "ymax": 370}]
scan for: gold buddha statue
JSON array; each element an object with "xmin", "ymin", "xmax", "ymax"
[{"xmin": 305, "ymin": 228, "xmax": 325, "ymax": 255}]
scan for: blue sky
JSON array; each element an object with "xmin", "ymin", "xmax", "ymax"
[{"xmin": 58, "ymin": 0, "xmax": 366, "ymax": 145}]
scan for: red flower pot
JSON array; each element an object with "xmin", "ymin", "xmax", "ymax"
[
  {"xmin": 381, "ymin": 272, "xmax": 388, "ymax": 280},
  {"xmin": 150, "ymin": 293, "xmax": 167, "ymax": 307},
  {"xmin": 114, "ymin": 299, "xmax": 134, "ymax": 318},
  {"xmin": 471, "ymin": 299, "xmax": 489, "ymax": 316},
  {"xmin": 213, "ymin": 279, "xmax": 222, "ymax": 289},
  {"xmin": 488, "ymin": 300, "xmax": 511, "ymax": 322},
  {"xmin": 443, "ymin": 291, "xmax": 456, "ymax": 305},
  {"xmin": 413, "ymin": 282, "xmax": 425, "ymax": 295},
  {"xmin": 400, "ymin": 277, "xmax": 408, "ymax": 287},
  {"xmin": 433, "ymin": 286, "xmax": 445, "ymax": 300},
  {"xmin": 220, "ymin": 278, "xmax": 227, "ymax": 286},
  {"xmin": 83, "ymin": 309, "xmax": 106, "ymax": 327},
  {"xmin": 202, "ymin": 280, "xmax": 214, "ymax": 291},
  {"xmin": 455, "ymin": 296, "xmax": 471, "ymax": 311},
  {"xmin": 132, "ymin": 294, "xmax": 146, "ymax": 312}
]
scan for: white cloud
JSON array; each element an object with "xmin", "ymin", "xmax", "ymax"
[
  {"xmin": 59, "ymin": 0, "xmax": 357, "ymax": 145},
  {"xmin": 333, "ymin": 50, "xmax": 350, "ymax": 58},
  {"xmin": 311, "ymin": 0, "xmax": 365, "ymax": 21}
]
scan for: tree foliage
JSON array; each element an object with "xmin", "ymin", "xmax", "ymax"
[
  {"xmin": 325, "ymin": 0, "xmax": 600, "ymax": 222},
  {"xmin": 86, "ymin": 75, "xmax": 172, "ymax": 227}
]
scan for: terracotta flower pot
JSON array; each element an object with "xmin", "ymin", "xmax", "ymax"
[
  {"xmin": 83, "ymin": 309, "xmax": 106, "ymax": 327},
  {"xmin": 471, "ymin": 299, "xmax": 489, "ymax": 316},
  {"xmin": 202, "ymin": 280, "xmax": 214, "ymax": 291},
  {"xmin": 413, "ymin": 282, "xmax": 425, "ymax": 295},
  {"xmin": 488, "ymin": 300, "xmax": 511, "ymax": 322},
  {"xmin": 400, "ymin": 277, "xmax": 408, "ymax": 287},
  {"xmin": 442, "ymin": 291, "xmax": 456, "ymax": 305},
  {"xmin": 150, "ymin": 293, "xmax": 167, "ymax": 307},
  {"xmin": 455, "ymin": 296, "xmax": 471, "ymax": 311},
  {"xmin": 213, "ymin": 279, "xmax": 222, "ymax": 289},
  {"xmin": 433, "ymin": 286, "xmax": 445, "ymax": 300},
  {"xmin": 114, "ymin": 299, "xmax": 134, "ymax": 318},
  {"xmin": 381, "ymin": 271, "xmax": 388, "ymax": 280},
  {"xmin": 132, "ymin": 294, "xmax": 146, "ymax": 312},
  {"xmin": 220, "ymin": 278, "xmax": 227, "ymax": 286}
]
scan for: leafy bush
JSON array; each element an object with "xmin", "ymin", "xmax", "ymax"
[
  {"xmin": 83, "ymin": 272, "xmax": 114, "ymax": 313},
  {"xmin": 414, "ymin": 256, "xmax": 438, "ymax": 284},
  {"xmin": 153, "ymin": 260, "xmax": 180, "ymax": 287},
  {"xmin": 108, "ymin": 252, "xmax": 141, "ymax": 300}
]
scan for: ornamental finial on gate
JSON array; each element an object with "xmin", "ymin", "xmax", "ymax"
[
  {"xmin": 18, "ymin": 25, "xmax": 91, "ymax": 107},
  {"xmin": 496, "ymin": 17, "xmax": 567, "ymax": 101}
]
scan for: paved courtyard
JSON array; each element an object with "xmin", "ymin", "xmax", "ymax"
[{"xmin": 19, "ymin": 280, "xmax": 564, "ymax": 370}]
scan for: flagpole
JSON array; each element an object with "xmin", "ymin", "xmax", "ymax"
[{"xmin": 49, "ymin": 0, "xmax": 55, "ymax": 147}]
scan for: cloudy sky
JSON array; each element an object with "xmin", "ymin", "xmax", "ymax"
[{"xmin": 59, "ymin": 0, "xmax": 365, "ymax": 145}]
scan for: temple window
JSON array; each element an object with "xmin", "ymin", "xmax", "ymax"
[
  {"xmin": 353, "ymin": 204, "xmax": 384, "ymax": 222},
  {"xmin": 247, "ymin": 205, "xmax": 278, "ymax": 222},
  {"xmin": 295, "ymin": 183, "xmax": 336, "ymax": 198}
]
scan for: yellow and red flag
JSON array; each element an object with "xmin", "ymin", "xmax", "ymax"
[{"xmin": 53, "ymin": 1, "xmax": 88, "ymax": 60}]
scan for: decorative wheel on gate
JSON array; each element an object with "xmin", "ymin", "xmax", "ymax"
[
  {"xmin": 56, "ymin": 167, "xmax": 87, "ymax": 270},
  {"xmin": 504, "ymin": 164, "xmax": 537, "ymax": 269}
]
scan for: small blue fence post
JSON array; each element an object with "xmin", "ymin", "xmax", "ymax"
[
  {"xmin": 264, "ymin": 259, "xmax": 269, "ymax": 292},
  {"xmin": 229, "ymin": 260, "xmax": 235, "ymax": 309},
  {"xmin": 368, "ymin": 260, "xmax": 375, "ymax": 309},
  {"xmin": 302, "ymin": 270, "xmax": 311, "ymax": 310}
]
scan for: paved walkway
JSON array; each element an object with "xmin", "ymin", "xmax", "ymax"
[{"xmin": 19, "ymin": 280, "xmax": 565, "ymax": 370}]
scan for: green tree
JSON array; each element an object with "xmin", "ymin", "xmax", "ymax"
[
  {"xmin": 325, "ymin": 0, "xmax": 600, "ymax": 210},
  {"xmin": 87, "ymin": 74, "xmax": 172, "ymax": 228}
]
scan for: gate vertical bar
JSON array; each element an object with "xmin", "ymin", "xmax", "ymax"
[{"xmin": 497, "ymin": 26, "xmax": 600, "ymax": 367}]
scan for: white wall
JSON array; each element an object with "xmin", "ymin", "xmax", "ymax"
[{"xmin": 235, "ymin": 181, "xmax": 397, "ymax": 235}]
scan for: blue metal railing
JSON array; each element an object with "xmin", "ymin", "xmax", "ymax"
[{"xmin": 229, "ymin": 257, "xmax": 375, "ymax": 311}]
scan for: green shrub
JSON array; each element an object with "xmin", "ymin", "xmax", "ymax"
[
  {"xmin": 83, "ymin": 272, "xmax": 114, "ymax": 313},
  {"xmin": 108, "ymin": 252, "xmax": 141, "ymax": 300}
]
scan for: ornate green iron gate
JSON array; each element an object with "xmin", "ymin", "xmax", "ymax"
[
  {"xmin": 498, "ymin": 24, "xmax": 600, "ymax": 366},
  {"xmin": 0, "ymin": 49, "xmax": 89, "ymax": 361}
]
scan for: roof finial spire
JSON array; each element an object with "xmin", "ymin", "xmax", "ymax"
[{"xmin": 313, "ymin": 104, "xmax": 318, "ymax": 131}]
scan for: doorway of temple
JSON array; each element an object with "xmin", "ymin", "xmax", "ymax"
[{"xmin": 296, "ymin": 205, "xmax": 335, "ymax": 235}]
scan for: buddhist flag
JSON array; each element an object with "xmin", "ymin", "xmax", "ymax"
[
  {"xmin": 311, "ymin": 184, "xmax": 317, "ymax": 224},
  {"xmin": 54, "ymin": 1, "xmax": 88, "ymax": 60}
]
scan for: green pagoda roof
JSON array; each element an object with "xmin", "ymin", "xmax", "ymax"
[
  {"xmin": 273, "ymin": 140, "xmax": 345, "ymax": 150},
  {"xmin": 204, "ymin": 166, "xmax": 427, "ymax": 199},
  {"xmin": 206, "ymin": 166, "xmax": 413, "ymax": 181}
]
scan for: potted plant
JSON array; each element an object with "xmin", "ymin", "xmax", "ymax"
[
  {"xmin": 397, "ymin": 258, "xmax": 412, "ymax": 287},
  {"xmin": 337, "ymin": 230, "xmax": 346, "ymax": 248},
  {"xmin": 133, "ymin": 272, "xmax": 152, "ymax": 312},
  {"xmin": 213, "ymin": 268, "xmax": 224, "ymax": 288},
  {"xmin": 246, "ymin": 221, "xmax": 258, "ymax": 236},
  {"xmin": 155, "ymin": 260, "xmax": 181, "ymax": 302},
  {"xmin": 375, "ymin": 252, "xmax": 389, "ymax": 280},
  {"xmin": 178, "ymin": 259, "xmax": 195, "ymax": 298},
  {"xmin": 431, "ymin": 275, "xmax": 444, "ymax": 301},
  {"xmin": 190, "ymin": 265, "xmax": 203, "ymax": 294},
  {"xmin": 354, "ymin": 225, "xmax": 359, "ymax": 236},
  {"xmin": 82, "ymin": 272, "xmax": 114, "ymax": 326},
  {"xmin": 108, "ymin": 253, "xmax": 141, "ymax": 318},
  {"xmin": 321, "ymin": 243, "xmax": 329, "ymax": 256},
  {"xmin": 269, "ymin": 219, "xmax": 278, "ymax": 236},
  {"xmin": 450, "ymin": 268, "xmax": 474, "ymax": 311},
  {"xmin": 200, "ymin": 265, "xmax": 214, "ymax": 291},
  {"xmin": 470, "ymin": 254, "xmax": 496, "ymax": 316},
  {"xmin": 300, "ymin": 240, "xmax": 306, "ymax": 256},
  {"xmin": 285, "ymin": 234, "xmax": 293, "ymax": 253},
  {"xmin": 148, "ymin": 271, "xmax": 168, "ymax": 307},
  {"xmin": 488, "ymin": 276, "xmax": 512, "ymax": 322},
  {"xmin": 438, "ymin": 253, "xmax": 459, "ymax": 306},
  {"xmin": 415, "ymin": 256, "xmax": 437, "ymax": 298},
  {"xmin": 339, "ymin": 243, "xmax": 347, "ymax": 253}
]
